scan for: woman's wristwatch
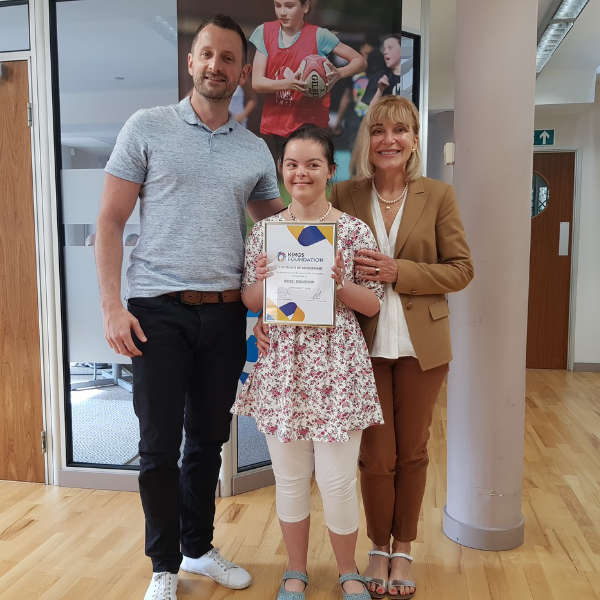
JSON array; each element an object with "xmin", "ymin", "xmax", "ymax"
[{"xmin": 336, "ymin": 278, "xmax": 345, "ymax": 291}]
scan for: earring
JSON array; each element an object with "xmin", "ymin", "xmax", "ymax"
[{"xmin": 411, "ymin": 148, "xmax": 416, "ymax": 153}]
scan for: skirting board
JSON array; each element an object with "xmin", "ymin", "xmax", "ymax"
[
  {"xmin": 59, "ymin": 468, "xmax": 139, "ymax": 492},
  {"xmin": 232, "ymin": 468, "xmax": 275, "ymax": 496},
  {"xmin": 574, "ymin": 363, "xmax": 600, "ymax": 372}
]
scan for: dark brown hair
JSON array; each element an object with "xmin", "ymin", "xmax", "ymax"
[{"xmin": 278, "ymin": 124, "xmax": 337, "ymax": 172}]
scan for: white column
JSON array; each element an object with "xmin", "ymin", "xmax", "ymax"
[{"xmin": 443, "ymin": 0, "xmax": 537, "ymax": 550}]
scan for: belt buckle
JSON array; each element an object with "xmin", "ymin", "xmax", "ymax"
[{"xmin": 181, "ymin": 291, "xmax": 203, "ymax": 305}]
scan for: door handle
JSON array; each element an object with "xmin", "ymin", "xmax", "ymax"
[{"xmin": 558, "ymin": 222, "xmax": 570, "ymax": 256}]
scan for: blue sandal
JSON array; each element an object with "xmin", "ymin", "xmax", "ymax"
[
  {"xmin": 339, "ymin": 572, "xmax": 371, "ymax": 600},
  {"xmin": 277, "ymin": 570, "xmax": 309, "ymax": 600}
]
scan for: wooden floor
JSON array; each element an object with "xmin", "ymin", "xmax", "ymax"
[{"xmin": 1, "ymin": 370, "xmax": 600, "ymax": 599}]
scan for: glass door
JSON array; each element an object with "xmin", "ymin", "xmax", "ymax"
[
  {"xmin": 53, "ymin": 0, "xmax": 274, "ymax": 493},
  {"xmin": 53, "ymin": 0, "xmax": 178, "ymax": 483}
]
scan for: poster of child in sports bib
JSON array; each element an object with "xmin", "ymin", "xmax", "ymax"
[{"xmin": 177, "ymin": 0, "xmax": 416, "ymax": 172}]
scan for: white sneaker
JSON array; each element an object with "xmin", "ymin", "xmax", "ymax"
[
  {"xmin": 144, "ymin": 572, "xmax": 178, "ymax": 600},
  {"xmin": 180, "ymin": 548, "xmax": 252, "ymax": 589}
]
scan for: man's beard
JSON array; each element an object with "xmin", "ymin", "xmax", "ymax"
[{"xmin": 194, "ymin": 72, "xmax": 239, "ymax": 102}]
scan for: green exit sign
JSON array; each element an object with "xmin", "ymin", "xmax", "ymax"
[{"xmin": 534, "ymin": 129, "xmax": 555, "ymax": 146}]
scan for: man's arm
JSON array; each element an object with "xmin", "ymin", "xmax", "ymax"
[
  {"xmin": 247, "ymin": 197, "xmax": 285, "ymax": 223},
  {"xmin": 95, "ymin": 173, "xmax": 146, "ymax": 357}
]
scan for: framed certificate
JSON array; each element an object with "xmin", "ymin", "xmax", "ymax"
[{"xmin": 263, "ymin": 221, "xmax": 338, "ymax": 327}]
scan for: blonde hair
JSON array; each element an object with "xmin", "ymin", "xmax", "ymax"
[{"xmin": 350, "ymin": 95, "xmax": 423, "ymax": 182}]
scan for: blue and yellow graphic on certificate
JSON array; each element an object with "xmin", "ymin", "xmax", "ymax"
[{"xmin": 263, "ymin": 222, "xmax": 337, "ymax": 327}]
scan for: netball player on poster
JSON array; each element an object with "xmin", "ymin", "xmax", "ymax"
[{"xmin": 250, "ymin": 0, "xmax": 366, "ymax": 151}]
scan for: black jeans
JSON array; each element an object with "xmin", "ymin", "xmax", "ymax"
[{"xmin": 128, "ymin": 295, "xmax": 247, "ymax": 573}]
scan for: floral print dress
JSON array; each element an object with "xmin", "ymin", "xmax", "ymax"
[{"xmin": 231, "ymin": 212, "xmax": 384, "ymax": 443}]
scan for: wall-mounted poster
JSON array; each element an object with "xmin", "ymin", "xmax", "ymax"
[{"xmin": 177, "ymin": 1, "xmax": 417, "ymax": 177}]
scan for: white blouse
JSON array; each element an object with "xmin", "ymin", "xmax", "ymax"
[{"xmin": 370, "ymin": 186, "xmax": 417, "ymax": 359}]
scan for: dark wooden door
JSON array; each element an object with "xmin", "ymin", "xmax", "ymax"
[
  {"xmin": 0, "ymin": 61, "xmax": 45, "ymax": 482},
  {"xmin": 527, "ymin": 152, "xmax": 575, "ymax": 370}
]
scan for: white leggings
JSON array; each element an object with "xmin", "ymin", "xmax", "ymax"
[{"xmin": 265, "ymin": 431, "xmax": 362, "ymax": 535}]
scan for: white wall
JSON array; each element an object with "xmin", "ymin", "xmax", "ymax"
[
  {"xmin": 427, "ymin": 83, "xmax": 600, "ymax": 367},
  {"xmin": 59, "ymin": 88, "xmax": 177, "ymax": 127},
  {"xmin": 402, "ymin": 0, "xmax": 422, "ymax": 31},
  {"xmin": 428, "ymin": 0, "xmax": 600, "ymax": 112},
  {"xmin": 535, "ymin": 82, "xmax": 600, "ymax": 367},
  {"xmin": 427, "ymin": 110, "xmax": 454, "ymax": 183},
  {"xmin": 428, "ymin": 0, "xmax": 456, "ymax": 111}
]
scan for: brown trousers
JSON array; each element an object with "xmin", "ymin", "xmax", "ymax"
[{"xmin": 359, "ymin": 357, "xmax": 448, "ymax": 545}]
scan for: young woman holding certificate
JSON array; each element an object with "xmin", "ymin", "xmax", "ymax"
[
  {"xmin": 254, "ymin": 97, "xmax": 474, "ymax": 599},
  {"xmin": 231, "ymin": 124, "xmax": 383, "ymax": 600}
]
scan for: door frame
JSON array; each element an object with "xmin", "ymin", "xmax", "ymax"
[
  {"xmin": 532, "ymin": 147, "xmax": 581, "ymax": 371},
  {"xmin": 5, "ymin": 0, "xmax": 66, "ymax": 487},
  {"xmin": 225, "ymin": 416, "xmax": 275, "ymax": 497},
  {"xmin": 4, "ymin": 0, "xmax": 144, "ymax": 491},
  {"xmin": 1, "ymin": 0, "xmax": 63, "ymax": 485}
]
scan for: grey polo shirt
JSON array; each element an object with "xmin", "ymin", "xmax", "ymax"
[{"xmin": 105, "ymin": 97, "xmax": 279, "ymax": 299}]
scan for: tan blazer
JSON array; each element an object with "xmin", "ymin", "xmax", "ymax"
[{"xmin": 330, "ymin": 176, "xmax": 474, "ymax": 371}]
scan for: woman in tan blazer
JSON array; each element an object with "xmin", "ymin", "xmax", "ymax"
[{"xmin": 330, "ymin": 96, "xmax": 474, "ymax": 599}]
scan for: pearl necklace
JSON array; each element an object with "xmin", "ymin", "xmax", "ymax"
[
  {"xmin": 375, "ymin": 182, "xmax": 409, "ymax": 210},
  {"xmin": 287, "ymin": 201, "xmax": 332, "ymax": 222}
]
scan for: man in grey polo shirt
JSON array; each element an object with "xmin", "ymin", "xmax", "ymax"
[{"xmin": 95, "ymin": 14, "xmax": 283, "ymax": 600}]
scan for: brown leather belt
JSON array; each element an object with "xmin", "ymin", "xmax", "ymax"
[{"xmin": 165, "ymin": 289, "xmax": 241, "ymax": 305}]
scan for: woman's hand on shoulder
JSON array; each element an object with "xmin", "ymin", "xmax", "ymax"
[{"xmin": 355, "ymin": 248, "xmax": 398, "ymax": 283}]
